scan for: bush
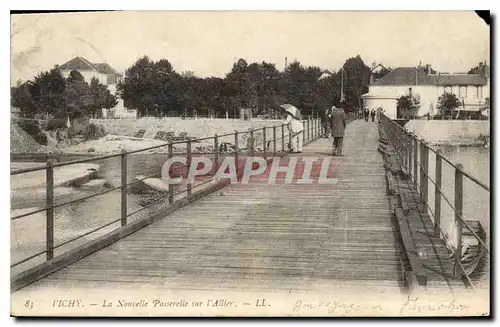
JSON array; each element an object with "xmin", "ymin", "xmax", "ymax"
[{"xmin": 84, "ymin": 123, "xmax": 107, "ymax": 140}]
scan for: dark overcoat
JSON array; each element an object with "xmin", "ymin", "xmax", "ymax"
[{"xmin": 330, "ymin": 108, "xmax": 346, "ymax": 137}]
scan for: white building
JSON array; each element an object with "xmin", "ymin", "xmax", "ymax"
[
  {"xmin": 362, "ymin": 63, "xmax": 489, "ymax": 119},
  {"xmin": 57, "ymin": 57, "xmax": 137, "ymax": 118}
]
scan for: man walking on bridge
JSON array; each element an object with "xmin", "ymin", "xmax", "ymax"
[{"xmin": 330, "ymin": 105, "xmax": 346, "ymax": 156}]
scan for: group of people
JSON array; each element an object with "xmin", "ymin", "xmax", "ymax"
[
  {"xmin": 358, "ymin": 108, "xmax": 384, "ymax": 122},
  {"xmin": 281, "ymin": 103, "xmax": 346, "ymax": 156}
]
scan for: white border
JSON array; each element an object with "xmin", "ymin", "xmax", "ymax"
[{"xmin": 2, "ymin": 2, "xmax": 497, "ymax": 326}]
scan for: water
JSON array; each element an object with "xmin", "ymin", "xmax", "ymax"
[
  {"xmin": 426, "ymin": 146, "xmax": 490, "ymax": 246},
  {"xmin": 11, "ymin": 154, "xmax": 171, "ymax": 274}
]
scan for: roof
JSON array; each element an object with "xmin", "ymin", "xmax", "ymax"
[
  {"xmin": 58, "ymin": 57, "xmax": 122, "ymax": 76},
  {"xmin": 58, "ymin": 57, "xmax": 97, "ymax": 71},
  {"xmin": 437, "ymin": 74, "xmax": 487, "ymax": 86},
  {"xmin": 371, "ymin": 67, "xmax": 438, "ymax": 86},
  {"xmin": 371, "ymin": 66, "xmax": 487, "ymax": 87},
  {"xmin": 92, "ymin": 63, "xmax": 122, "ymax": 76}
]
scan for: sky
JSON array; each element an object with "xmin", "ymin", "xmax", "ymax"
[{"xmin": 10, "ymin": 11, "xmax": 490, "ymax": 85}]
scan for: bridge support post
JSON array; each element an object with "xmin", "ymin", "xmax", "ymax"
[
  {"xmin": 46, "ymin": 159, "xmax": 54, "ymax": 260},
  {"xmin": 272, "ymin": 126, "xmax": 277, "ymax": 156},
  {"xmin": 454, "ymin": 164, "xmax": 464, "ymax": 278},
  {"xmin": 168, "ymin": 144, "xmax": 174, "ymax": 205},
  {"xmin": 214, "ymin": 134, "xmax": 219, "ymax": 173},
  {"xmin": 187, "ymin": 140, "xmax": 192, "ymax": 197},
  {"xmin": 434, "ymin": 149, "xmax": 443, "ymax": 237},
  {"xmin": 121, "ymin": 150, "xmax": 128, "ymax": 226}
]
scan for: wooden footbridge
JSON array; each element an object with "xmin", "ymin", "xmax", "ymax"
[{"xmin": 10, "ymin": 117, "xmax": 489, "ymax": 300}]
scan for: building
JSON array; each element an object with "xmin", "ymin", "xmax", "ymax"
[
  {"xmin": 57, "ymin": 57, "xmax": 137, "ymax": 118},
  {"xmin": 362, "ymin": 63, "xmax": 489, "ymax": 119}
]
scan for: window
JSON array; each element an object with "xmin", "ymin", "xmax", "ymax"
[{"xmin": 459, "ymin": 86, "xmax": 467, "ymax": 98}]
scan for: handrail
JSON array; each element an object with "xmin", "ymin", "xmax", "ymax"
[
  {"xmin": 380, "ymin": 114, "xmax": 490, "ymax": 280},
  {"xmin": 387, "ymin": 115, "xmax": 490, "ymax": 192},
  {"xmin": 11, "ymin": 118, "xmax": 322, "ymax": 270}
]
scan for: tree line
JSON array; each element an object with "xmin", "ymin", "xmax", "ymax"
[
  {"xmin": 11, "ymin": 55, "xmax": 378, "ymax": 119},
  {"xmin": 11, "ymin": 69, "xmax": 118, "ymax": 119},
  {"xmin": 117, "ymin": 55, "xmax": 374, "ymax": 118}
]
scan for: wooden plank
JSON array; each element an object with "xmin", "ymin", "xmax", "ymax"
[{"xmin": 394, "ymin": 207, "xmax": 427, "ymax": 286}]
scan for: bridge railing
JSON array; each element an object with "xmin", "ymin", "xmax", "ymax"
[
  {"xmin": 10, "ymin": 118, "xmax": 322, "ymax": 275},
  {"xmin": 380, "ymin": 114, "xmax": 490, "ymax": 282}
]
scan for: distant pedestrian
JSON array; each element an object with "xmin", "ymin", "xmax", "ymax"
[
  {"xmin": 376, "ymin": 107, "xmax": 383, "ymax": 121},
  {"xmin": 320, "ymin": 107, "xmax": 331, "ymax": 138},
  {"xmin": 364, "ymin": 108, "xmax": 369, "ymax": 122},
  {"xmin": 358, "ymin": 108, "xmax": 363, "ymax": 119},
  {"xmin": 330, "ymin": 105, "xmax": 346, "ymax": 156},
  {"xmin": 370, "ymin": 109, "xmax": 376, "ymax": 122},
  {"xmin": 281, "ymin": 104, "xmax": 304, "ymax": 153}
]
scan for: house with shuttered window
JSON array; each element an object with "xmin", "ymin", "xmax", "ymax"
[{"xmin": 362, "ymin": 62, "xmax": 489, "ymax": 119}]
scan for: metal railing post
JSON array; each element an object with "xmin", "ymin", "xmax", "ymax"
[
  {"xmin": 434, "ymin": 149, "xmax": 443, "ymax": 236},
  {"xmin": 121, "ymin": 149, "xmax": 128, "ymax": 226},
  {"xmin": 262, "ymin": 127, "xmax": 267, "ymax": 159},
  {"xmin": 421, "ymin": 141, "xmax": 429, "ymax": 213},
  {"xmin": 306, "ymin": 119, "xmax": 310, "ymax": 143},
  {"xmin": 249, "ymin": 129, "xmax": 254, "ymax": 157},
  {"xmin": 214, "ymin": 134, "xmax": 219, "ymax": 174},
  {"xmin": 407, "ymin": 131, "xmax": 413, "ymax": 180},
  {"xmin": 413, "ymin": 136, "xmax": 418, "ymax": 188},
  {"xmin": 234, "ymin": 132, "xmax": 239, "ymax": 178},
  {"xmin": 281, "ymin": 125, "xmax": 285, "ymax": 152},
  {"xmin": 187, "ymin": 140, "xmax": 192, "ymax": 197},
  {"xmin": 272, "ymin": 126, "xmax": 277, "ymax": 156},
  {"xmin": 46, "ymin": 159, "xmax": 54, "ymax": 260},
  {"xmin": 168, "ymin": 143, "xmax": 174, "ymax": 204},
  {"xmin": 454, "ymin": 163, "xmax": 464, "ymax": 278}
]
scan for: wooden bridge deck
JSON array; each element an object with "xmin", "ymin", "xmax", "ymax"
[{"xmin": 12, "ymin": 121, "xmax": 432, "ymax": 296}]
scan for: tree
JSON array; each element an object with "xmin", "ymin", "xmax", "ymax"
[
  {"xmin": 63, "ymin": 73, "xmax": 92, "ymax": 119},
  {"xmin": 397, "ymin": 95, "xmax": 414, "ymax": 119},
  {"xmin": 372, "ymin": 66, "xmax": 392, "ymax": 80},
  {"xmin": 437, "ymin": 92, "xmax": 461, "ymax": 119},
  {"xmin": 340, "ymin": 55, "xmax": 371, "ymax": 112},
  {"xmin": 118, "ymin": 56, "xmax": 181, "ymax": 117},
  {"xmin": 28, "ymin": 68, "xmax": 67, "ymax": 117},
  {"xmin": 468, "ymin": 62, "xmax": 489, "ymax": 75},
  {"xmin": 88, "ymin": 77, "xmax": 118, "ymax": 117},
  {"xmin": 11, "ymin": 82, "xmax": 37, "ymax": 117}
]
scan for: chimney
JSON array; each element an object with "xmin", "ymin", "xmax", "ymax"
[{"xmin": 426, "ymin": 64, "xmax": 431, "ymax": 76}]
